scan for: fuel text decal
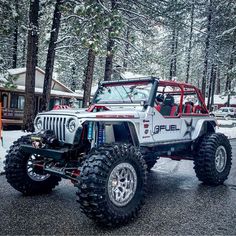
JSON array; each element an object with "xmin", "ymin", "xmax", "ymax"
[{"xmin": 154, "ymin": 125, "xmax": 180, "ymax": 134}]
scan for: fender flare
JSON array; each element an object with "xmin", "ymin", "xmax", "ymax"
[{"xmin": 192, "ymin": 119, "xmax": 217, "ymax": 140}]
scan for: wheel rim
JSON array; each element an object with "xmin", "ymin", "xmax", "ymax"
[
  {"xmin": 108, "ymin": 162, "xmax": 137, "ymax": 207},
  {"xmin": 215, "ymin": 146, "xmax": 227, "ymax": 173},
  {"xmin": 27, "ymin": 155, "xmax": 50, "ymax": 181}
]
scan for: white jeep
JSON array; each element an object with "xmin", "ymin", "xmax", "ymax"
[{"xmin": 5, "ymin": 77, "xmax": 232, "ymax": 226}]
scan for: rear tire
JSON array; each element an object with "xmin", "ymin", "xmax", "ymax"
[
  {"xmin": 143, "ymin": 154, "xmax": 159, "ymax": 171},
  {"xmin": 5, "ymin": 135, "xmax": 61, "ymax": 195},
  {"xmin": 76, "ymin": 143, "xmax": 147, "ymax": 226},
  {"xmin": 141, "ymin": 148, "xmax": 159, "ymax": 171},
  {"xmin": 194, "ymin": 133, "xmax": 232, "ymax": 186}
]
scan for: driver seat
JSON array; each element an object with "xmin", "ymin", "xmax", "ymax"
[{"xmin": 160, "ymin": 94, "xmax": 177, "ymax": 116}]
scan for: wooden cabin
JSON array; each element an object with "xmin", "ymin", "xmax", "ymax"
[{"xmin": 0, "ymin": 67, "xmax": 83, "ymax": 127}]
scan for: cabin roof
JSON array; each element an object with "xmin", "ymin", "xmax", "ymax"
[{"xmin": 0, "ymin": 67, "xmax": 82, "ymax": 98}]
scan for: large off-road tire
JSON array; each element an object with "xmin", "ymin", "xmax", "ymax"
[
  {"xmin": 140, "ymin": 147, "xmax": 159, "ymax": 171},
  {"xmin": 142, "ymin": 153, "xmax": 159, "ymax": 171},
  {"xmin": 194, "ymin": 133, "xmax": 232, "ymax": 186},
  {"xmin": 5, "ymin": 135, "xmax": 61, "ymax": 195},
  {"xmin": 76, "ymin": 143, "xmax": 147, "ymax": 226}
]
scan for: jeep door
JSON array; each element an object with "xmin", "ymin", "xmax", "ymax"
[{"xmin": 151, "ymin": 83, "xmax": 183, "ymax": 142}]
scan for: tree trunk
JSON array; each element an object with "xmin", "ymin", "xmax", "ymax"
[
  {"xmin": 210, "ymin": 64, "xmax": 216, "ymax": 109},
  {"xmin": 215, "ymin": 65, "xmax": 220, "ymax": 94},
  {"xmin": 173, "ymin": 29, "xmax": 178, "ymax": 79},
  {"xmin": 185, "ymin": 0, "xmax": 195, "ymax": 83},
  {"xmin": 104, "ymin": 36, "xmax": 115, "ymax": 81},
  {"xmin": 225, "ymin": 44, "xmax": 235, "ymax": 92},
  {"xmin": 169, "ymin": 27, "xmax": 176, "ymax": 80},
  {"xmin": 207, "ymin": 64, "xmax": 216, "ymax": 110},
  {"xmin": 104, "ymin": 0, "xmax": 117, "ymax": 81},
  {"xmin": 170, "ymin": 28, "xmax": 178, "ymax": 80},
  {"xmin": 21, "ymin": 38, "xmax": 27, "ymax": 67},
  {"xmin": 41, "ymin": 0, "xmax": 62, "ymax": 112},
  {"xmin": 22, "ymin": 0, "xmax": 39, "ymax": 132},
  {"xmin": 12, "ymin": 0, "xmax": 19, "ymax": 68},
  {"xmin": 71, "ymin": 65, "xmax": 76, "ymax": 92},
  {"xmin": 169, "ymin": 0, "xmax": 178, "ymax": 81},
  {"xmin": 123, "ymin": 27, "xmax": 130, "ymax": 70},
  {"xmin": 207, "ymin": 64, "xmax": 213, "ymax": 109},
  {"xmin": 201, "ymin": 0, "xmax": 212, "ymax": 99},
  {"xmin": 82, "ymin": 48, "xmax": 95, "ymax": 108}
]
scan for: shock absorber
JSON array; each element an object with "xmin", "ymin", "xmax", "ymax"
[
  {"xmin": 87, "ymin": 122, "xmax": 93, "ymax": 141},
  {"xmin": 103, "ymin": 124, "xmax": 106, "ymax": 144},
  {"xmin": 98, "ymin": 123, "xmax": 105, "ymax": 146}
]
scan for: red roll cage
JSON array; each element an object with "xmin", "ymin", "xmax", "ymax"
[
  {"xmin": 158, "ymin": 80, "xmax": 208, "ymax": 115},
  {"xmin": 97, "ymin": 78, "xmax": 208, "ymax": 115}
]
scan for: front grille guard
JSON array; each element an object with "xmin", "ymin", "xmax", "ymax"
[{"xmin": 42, "ymin": 116, "xmax": 67, "ymax": 142}]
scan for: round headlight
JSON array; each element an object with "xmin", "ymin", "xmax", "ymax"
[
  {"xmin": 67, "ymin": 119, "xmax": 76, "ymax": 132},
  {"xmin": 35, "ymin": 117, "xmax": 42, "ymax": 130}
]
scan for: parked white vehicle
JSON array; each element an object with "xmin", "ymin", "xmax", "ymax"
[{"xmin": 211, "ymin": 107, "xmax": 236, "ymax": 118}]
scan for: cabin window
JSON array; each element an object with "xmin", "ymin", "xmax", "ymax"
[
  {"xmin": 10, "ymin": 94, "xmax": 25, "ymax": 110},
  {"xmin": 18, "ymin": 96, "xmax": 25, "ymax": 110},
  {"xmin": 1, "ymin": 94, "xmax": 8, "ymax": 108}
]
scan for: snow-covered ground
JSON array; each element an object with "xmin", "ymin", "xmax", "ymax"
[
  {"xmin": 0, "ymin": 126, "xmax": 236, "ymax": 174},
  {"xmin": 0, "ymin": 130, "xmax": 26, "ymax": 174}
]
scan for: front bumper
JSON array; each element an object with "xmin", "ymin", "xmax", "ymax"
[{"xmin": 21, "ymin": 144, "xmax": 69, "ymax": 160}]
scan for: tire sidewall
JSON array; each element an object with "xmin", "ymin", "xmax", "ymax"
[
  {"xmin": 77, "ymin": 143, "xmax": 147, "ymax": 225},
  {"xmin": 105, "ymin": 155, "xmax": 145, "ymax": 216},
  {"xmin": 211, "ymin": 138, "xmax": 231, "ymax": 180},
  {"xmin": 194, "ymin": 133, "xmax": 232, "ymax": 185}
]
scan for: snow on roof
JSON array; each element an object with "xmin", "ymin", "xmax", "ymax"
[
  {"xmin": 7, "ymin": 67, "xmax": 75, "ymax": 94},
  {"xmin": 74, "ymin": 90, "xmax": 84, "ymax": 97},
  {"xmin": 8, "ymin": 67, "xmax": 45, "ymax": 75},
  {"xmin": 13, "ymin": 85, "xmax": 83, "ymax": 98},
  {"xmin": 52, "ymin": 77, "xmax": 75, "ymax": 94},
  {"xmin": 8, "ymin": 67, "xmax": 27, "ymax": 75}
]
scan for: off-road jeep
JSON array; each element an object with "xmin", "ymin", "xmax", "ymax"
[{"xmin": 5, "ymin": 77, "xmax": 232, "ymax": 226}]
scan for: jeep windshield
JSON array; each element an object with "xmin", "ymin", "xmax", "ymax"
[{"xmin": 93, "ymin": 81, "xmax": 153, "ymax": 104}]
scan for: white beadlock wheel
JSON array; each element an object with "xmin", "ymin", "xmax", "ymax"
[
  {"xmin": 215, "ymin": 146, "xmax": 227, "ymax": 173},
  {"xmin": 108, "ymin": 162, "xmax": 137, "ymax": 207}
]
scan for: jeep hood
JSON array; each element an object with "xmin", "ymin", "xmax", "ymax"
[{"xmin": 38, "ymin": 107, "xmax": 144, "ymax": 119}]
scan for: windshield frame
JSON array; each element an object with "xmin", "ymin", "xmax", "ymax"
[{"xmin": 92, "ymin": 79, "xmax": 158, "ymax": 106}]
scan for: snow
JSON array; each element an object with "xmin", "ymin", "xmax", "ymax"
[
  {"xmin": 7, "ymin": 67, "xmax": 28, "ymax": 75},
  {"xmin": 121, "ymin": 71, "xmax": 148, "ymax": 79},
  {"xmin": 14, "ymin": 85, "xmax": 82, "ymax": 98},
  {"xmin": 216, "ymin": 119, "xmax": 236, "ymax": 139},
  {"xmin": 206, "ymin": 94, "xmax": 236, "ymax": 105},
  {"xmin": 1, "ymin": 124, "xmax": 236, "ymax": 174},
  {"xmin": 216, "ymin": 126, "xmax": 236, "ymax": 139},
  {"xmin": 6, "ymin": 67, "xmax": 77, "ymax": 96},
  {"xmin": 0, "ymin": 131, "xmax": 27, "ymax": 174}
]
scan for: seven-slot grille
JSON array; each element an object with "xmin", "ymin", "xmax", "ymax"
[{"xmin": 42, "ymin": 116, "xmax": 66, "ymax": 141}]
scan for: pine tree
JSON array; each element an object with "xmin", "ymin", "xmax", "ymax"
[
  {"xmin": 22, "ymin": 0, "xmax": 40, "ymax": 132},
  {"xmin": 41, "ymin": 0, "xmax": 63, "ymax": 112}
]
